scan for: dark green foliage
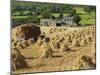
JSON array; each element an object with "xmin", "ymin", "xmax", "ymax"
[
  {"xmin": 58, "ymin": 13, "xmax": 63, "ymax": 19},
  {"xmin": 68, "ymin": 8, "xmax": 81, "ymax": 25},
  {"xmin": 51, "ymin": 15, "xmax": 56, "ymax": 19},
  {"xmin": 12, "ymin": 1, "xmax": 83, "ymax": 15},
  {"xmin": 49, "ymin": 6, "xmax": 62, "ymax": 13},
  {"xmin": 41, "ymin": 10, "xmax": 52, "ymax": 18},
  {"xmin": 84, "ymin": 6, "xmax": 96, "ymax": 13},
  {"xmin": 69, "ymin": 9, "xmax": 76, "ymax": 16},
  {"xmin": 12, "ymin": 16, "xmax": 40, "ymax": 27},
  {"xmin": 73, "ymin": 14, "xmax": 81, "ymax": 25},
  {"xmin": 12, "ymin": 1, "xmax": 96, "ymax": 25}
]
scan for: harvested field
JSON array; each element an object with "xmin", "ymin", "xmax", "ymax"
[{"xmin": 11, "ymin": 25, "xmax": 96, "ymax": 74}]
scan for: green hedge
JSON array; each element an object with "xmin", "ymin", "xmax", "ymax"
[{"xmin": 12, "ymin": 16, "xmax": 40, "ymax": 23}]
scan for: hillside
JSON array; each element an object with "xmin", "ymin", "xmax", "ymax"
[{"xmin": 11, "ymin": 1, "xmax": 96, "ymax": 25}]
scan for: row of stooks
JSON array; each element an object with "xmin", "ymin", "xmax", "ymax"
[{"xmin": 12, "ymin": 26, "xmax": 96, "ymax": 71}]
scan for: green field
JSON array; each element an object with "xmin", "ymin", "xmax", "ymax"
[
  {"xmin": 51, "ymin": 13, "xmax": 69, "ymax": 17},
  {"xmin": 12, "ymin": 11, "xmax": 96, "ymax": 25},
  {"xmin": 79, "ymin": 12, "xmax": 96, "ymax": 24},
  {"xmin": 12, "ymin": 16, "xmax": 29, "ymax": 19},
  {"xmin": 12, "ymin": 1, "xmax": 96, "ymax": 25}
]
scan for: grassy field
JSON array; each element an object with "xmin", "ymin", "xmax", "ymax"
[
  {"xmin": 51, "ymin": 13, "xmax": 69, "ymax": 17},
  {"xmin": 12, "ymin": 7, "xmax": 96, "ymax": 25},
  {"xmin": 12, "ymin": 1, "xmax": 96, "ymax": 25},
  {"xmin": 74, "ymin": 7, "xmax": 86, "ymax": 14},
  {"xmin": 12, "ymin": 16, "xmax": 29, "ymax": 19},
  {"xmin": 79, "ymin": 13, "xmax": 96, "ymax": 24}
]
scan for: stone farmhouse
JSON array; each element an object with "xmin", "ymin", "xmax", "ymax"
[{"xmin": 40, "ymin": 16, "xmax": 77, "ymax": 26}]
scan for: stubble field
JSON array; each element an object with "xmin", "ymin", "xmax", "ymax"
[{"xmin": 11, "ymin": 25, "xmax": 96, "ymax": 74}]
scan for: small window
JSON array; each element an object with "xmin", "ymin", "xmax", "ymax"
[{"xmin": 56, "ymin": 23, "xmax": 61, "ymax": 26}]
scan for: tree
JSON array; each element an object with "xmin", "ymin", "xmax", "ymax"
[
  {"xmin": 58, "ymin": 13, "xmax": 63, "ymax": 19},
  {"xmin": 35, "ymin": 7, "xmax": 43, "ymax": 15},
  {"xmin": 50, "ymin": 6, "xmax": 60, "ymax": 13},
  {"xmin": 32, "ymin": 5, "xmax": 36, "ymax": 12},
  {"xmin": 64, "ymin": 5, "xmax": 73, "ymax": 13},
  {"xmin": 51, "ymin": 15, "xmax": 56, "ymax": 19},
  {"xmin": 69, "ymin": 9, "xmax": 76, "ymax": 16},
  {"xmin": 73, "ymin": 14, "xmax": 81, "ymax": 25},
  {"xmin": 41, "ymin": 10, "xmax": 52, "ymax": 18},
  {"xmin": 84, "ymin": 6, "xmax": 96, "ymax": 14},
  {"xmin": 84, "ymin": 6, "xmax": 91, "ymax": 14},
  {"xmin": 68, "ymin": 8, "xmax": 81, "ymax": 25}
]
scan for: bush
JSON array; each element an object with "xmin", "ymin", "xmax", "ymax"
[
  {"xmin": 73, "ymin": 13, "xmax": 81, "ymax": 25},
  {"xmin": 41, "ymin": 10, "xmax": 52, "ymax": 19}
]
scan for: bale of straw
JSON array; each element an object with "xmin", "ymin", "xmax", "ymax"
[
  {"xmin": 60, "ymin": 43, "xmax": 70, "ymax": 52},
  {"xmin": 54, "ymin": 41, "xmax": 60, "ymax": 49},
  {"xmin": 66, "ymin": 38, "xmax": 72, "ymax": 44},
  {"xmin": 22, "ymin": 40, "xmax": 29, "ymax": 47},
  {"xmin": 44, "ymin": 37, "xmax": 50, "ymax": 43},
  {"xmin": 72, "ymin": 55, "xmax": 96, "ymax": 70},
  {"xmin": 36, "ymin": 38, "xmax": 43, "ymax": 46},
  {"xmin": 40, "ymin": 44, "xmax": 53, "ymax": 59},
  {"xmin": 16, "ymin": 42, "xmax": 25, "ymax": 49},
  {"xmin": 80, "ymin": 38, "xmax": 88, "ymax": 46},
  {"xmin": 58, "ymin": 37, "xmax": 65, "ymax": 43},
  {"xmin": 39, "ymin": 34, "xmax": 45, "ymax": 40},
  {"xmin": 12, "ymin": 48, "xmax": 28, "ymax": 71},
  {"xmin": 12, "ymin": 41, "xmax": 17, "ymax": 47},
  {"xmin": 79, "ymin": 55, "xmax": 95, "ymax": 69},
  {"xmin": 86, "ymin": 36, "xmax": 93, "ymax": 42},
  {"xmin": 27, "ymin": 38, "xmax": 35, "ymax": 45},
  {"xmin": 72, "ymin": 39, "xmax": 80, "ymax": 47}
]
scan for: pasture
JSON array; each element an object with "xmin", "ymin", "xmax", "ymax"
[{"xmin": 12, "ymin": 6, "xmax": 96, "ymax": 25}]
